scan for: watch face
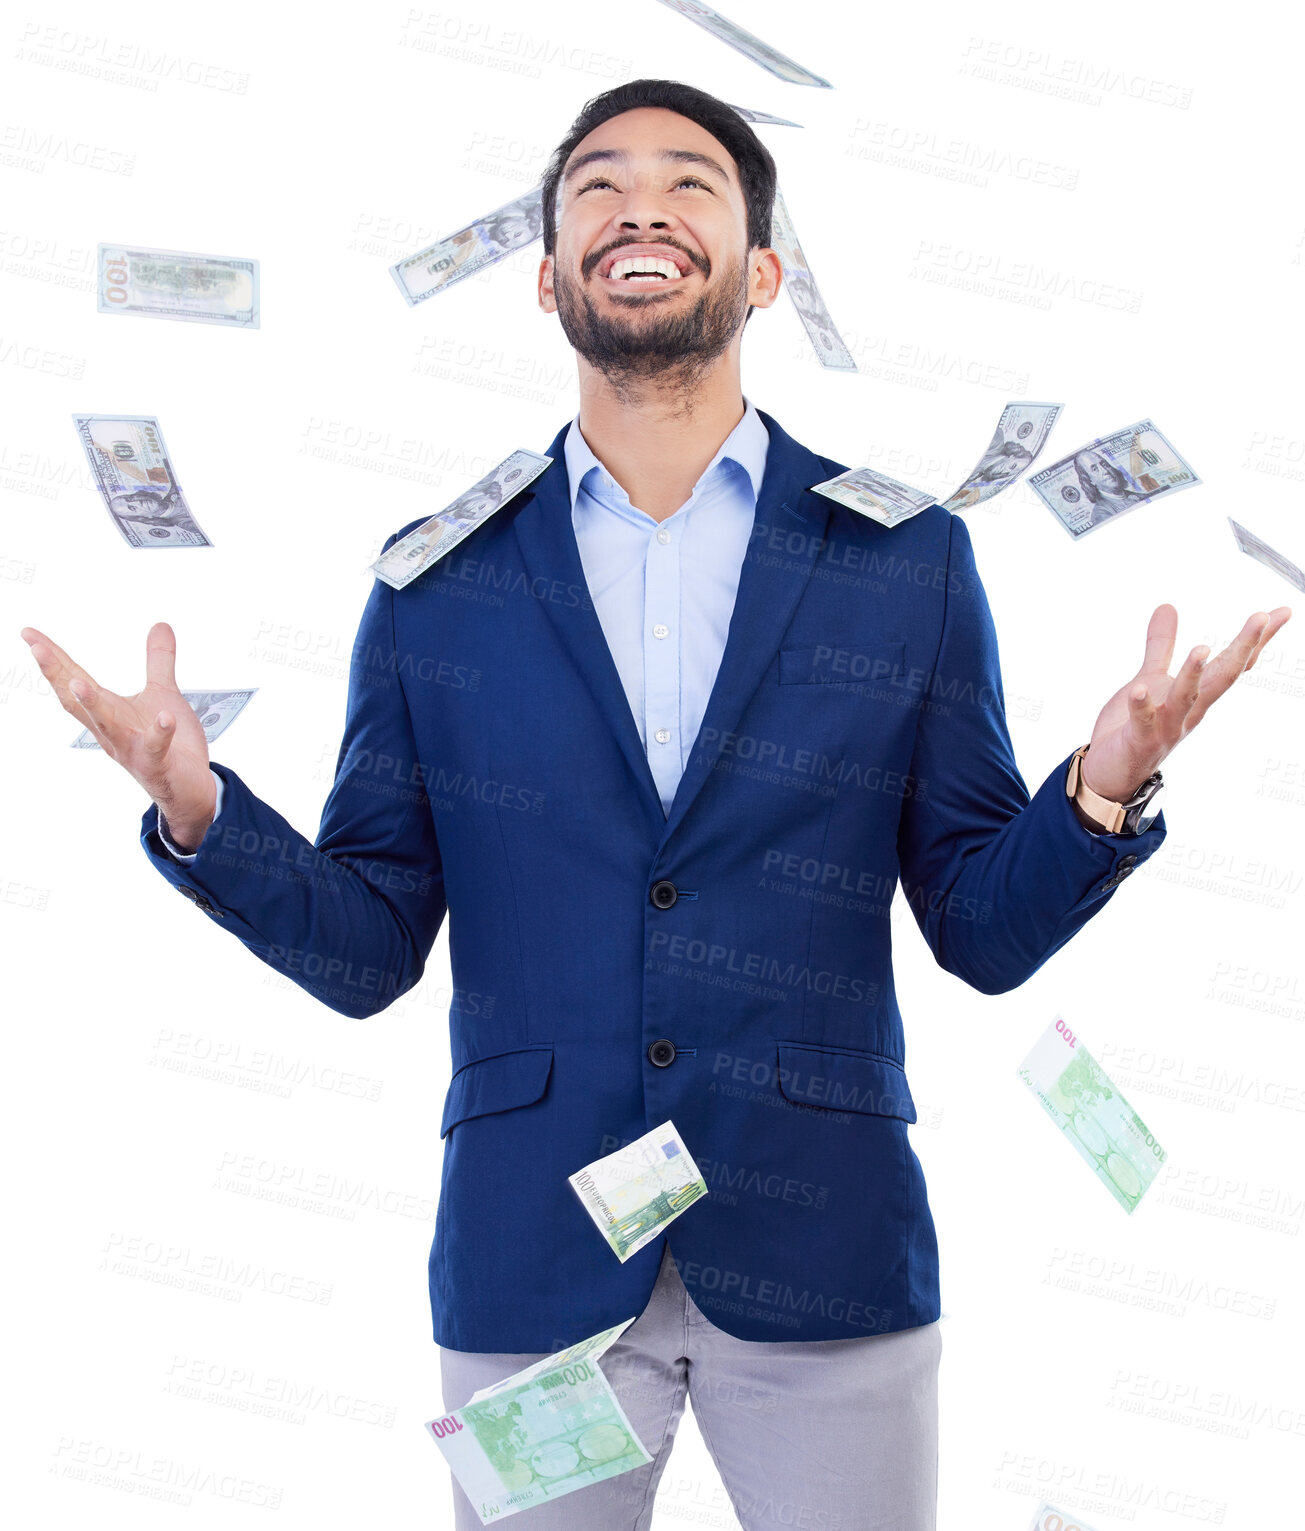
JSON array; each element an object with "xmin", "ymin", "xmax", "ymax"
[{"xmin": 1135, "ymin": 782, "xmax": 1166, "ymax": 832}]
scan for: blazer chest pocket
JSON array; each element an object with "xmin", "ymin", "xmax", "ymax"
[{"xmin": 778, "ymin": 638, "xmax": 905, "ymax": 687}]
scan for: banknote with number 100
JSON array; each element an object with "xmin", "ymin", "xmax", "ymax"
[
  {"xmin": 1028, "ymin": 1505, "xmax": 1100, "ymax": 1531},
  {"xmin": 1018, "ymin": 1016, "xmax": 1166, "ymax": 1214}
]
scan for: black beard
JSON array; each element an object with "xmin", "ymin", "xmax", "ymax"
[{"xmin": 552, "ymin": 252, "xmax": 750, "ymax": 406}]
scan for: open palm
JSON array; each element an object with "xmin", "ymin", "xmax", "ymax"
[
  {"xmin": 20, "ymin": 620, "xmax": 216, "ymax": 833},
  {"xmin": 1081, "ymin": 602, "xmax": 1292, "ymax": 802}
]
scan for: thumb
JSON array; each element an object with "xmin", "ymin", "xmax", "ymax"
[
  {"xmin": 141, "ymin": 708, "xmax": 175, "ymax": 767},
  {"xmin": 1127, "ymin": 681, "xmax": 1159, "ymax": 742}
]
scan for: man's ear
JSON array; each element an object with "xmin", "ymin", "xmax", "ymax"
[
  {"xmin": 538, "ymin": 252, "xmax": 556, "ymax": 314},
  {"xmin": 748, "ymin": 245, "xmax": 783, "ymax": 311}
]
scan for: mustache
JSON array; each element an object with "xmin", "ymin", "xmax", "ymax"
[{"xmin": 579, "ymin": 241, "xmax": 709, "ymax": 281}]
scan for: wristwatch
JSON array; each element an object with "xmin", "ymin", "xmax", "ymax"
[{"xmin": 1066, "ymin": 744, "xmax": 1166, "ymax": 836}]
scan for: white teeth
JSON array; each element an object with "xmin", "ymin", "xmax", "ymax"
[{"xmin": 608, "ymin": 255, "xmax": 682, "ymax": 281}]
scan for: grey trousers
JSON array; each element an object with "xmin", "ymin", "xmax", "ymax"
[{"xmin": 439, "ymin": 1244, "xmax": 941, "ymax": 1530}]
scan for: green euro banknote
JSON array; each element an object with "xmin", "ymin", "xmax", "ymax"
[
  {"xmin": 1028, "ymin": 1504, "xmax": 1101, "ymax": 1531},
  {"xmin": 1017, "ymin": 1017, "xmax": 1166, "ymax": 1214},
  {"xmin": 425, "ymin": 1319, "xmax": 650, "ymax": 1523},
  {"xmin": 569, "ymin": 1121, "xmax": 708, "ymax": 1262}
]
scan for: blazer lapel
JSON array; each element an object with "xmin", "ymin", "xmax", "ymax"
[
  {"xmin": 658, "ymin": 409, "xmax": 835, "ymax": 847},
  {"xmin": 508, "ymin": 424, "xmax": 666, "ymax": 825}
]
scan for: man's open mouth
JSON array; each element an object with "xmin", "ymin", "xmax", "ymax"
[
  {"xmin": 594, "ymin": 248, "xmax": 692, "ymax": 287},
  {"xmin": 598, "ymin": 251, "xmax": 693, "ymax": 287}
]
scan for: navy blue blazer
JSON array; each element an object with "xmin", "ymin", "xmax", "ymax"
[{"xmin": 140, "ymin": 409, "xmax": 1166, "ymax": 1350}]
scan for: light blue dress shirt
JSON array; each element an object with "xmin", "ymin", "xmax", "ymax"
[
  {"xmin": 158, "ymin": 398, "xmax": 769, "ymax": 857},
  {"xmin": 564, "ymin": 396, "xmax": 769, "ymax": 816}
]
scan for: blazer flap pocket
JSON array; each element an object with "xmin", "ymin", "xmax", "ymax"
[
  {"xmin": 778, "ymin": 639, "xmax": 905, "ymax": 686},
  {"xmin": 775, "ymin": 1042, "xmax": 916, "ymax": 1122},
  {"xmin": 440, "ymin": 1046, "xmax": 554, "ymax": 1138}
]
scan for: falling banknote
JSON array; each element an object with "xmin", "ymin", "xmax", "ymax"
[
  {"xmin": 941, "ymin": 402, "xmax": 1063, "ymax": 511},
  {"xmin": 370, "ymin": 450, "xmax": 551, "ymax": 590},
  {"xmin": 391, "ymin": 187, "xmax": 545, "ymax": 306},
  {"xmin": 724, "ymin": 102, "xmax": 803, "ymax": 127},
  {"xmin": 1028, "ymin": 420, "xmax": 1201, "ymax": 539},
  {"xmin": 654, "ymin": 0, "xmax": 832, "ymax": 87},
  {"xmin": 72, "ymin": 689, "xmax": 256, "ymax": 748},
  {"xmin": 425, "ymin": 1318, "xmax": 650, "ymax": 1524},
  {"xmin": 569, "ymin": 1121, "xmax": 708, "ymax": 1262},
  {"xmin": 97, "ymin": 244, "xmax": 259, "ymax": 328},
  {"xmin": 1017, "ymin": 1017, "xmax": 1166, "ymax": 1215},
  {"xmin": 811, "ymin": 466, "xmax": 937, "ymax": 528},
  {"xmin": 1228, "ymin": 517, "xmax": 1305, "ymax": 594},
  {"xmin": 771, "ymin": 187, "xmax": 856, "ymax": 371},
  {"xmin": 72, "ymin": 414, "xmax": 213, "ymax": 548},
  {"xmin": 1027, "ymin": 1505, "xmax": 1101, "ymax": 1531}
]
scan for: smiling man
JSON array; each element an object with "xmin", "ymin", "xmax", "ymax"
[{"xmin": 19, "ymin": 79, "xmax": 1290, "ymax": 1531}]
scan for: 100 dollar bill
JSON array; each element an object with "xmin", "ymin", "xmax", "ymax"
[
  {"xmin": 1228, "ymin": 516, "xmax": 1305, "ymax": 594},
  {"xmin": 72, "ymin": 414, "xmax": 213, "ymax": 548},
  {"xmin": 1028, "ymin": 1506, "xmax": 1100, "ymax": 1531},
  {"xmin": 569, "ymin": 1121, "xmax": 707, "ymax": 1262},
  {"xmin": 942, "ymin": 402, "xmax": 1063, "ymax": 511},
  {"xmin": 812, "ymin": 401, "xmax": 1063, "ymax": 528},
  {"xmin": 1018, "ymin": 1017, "xmax": 1166, "ymax": 1214},
  {"xmin": 370, "ymin": 450, "xmax": 551, "ymax": 589},
  {"xmin": 98, "ymin": 245, "xmax": 259, "ymax": 328},
  {"xmin": 72, "ymin": 688, "xmax": 256, "ymax": 749},
  {"xmin": 655, "ymin": 0, "xmax": 832, "ymax": 87},
  {"xmin": 391, "ymin": 188, "xmax": 544, "ymax": 307},
  {"xmin": 811, "ymin": 465, "xmax": 937, "ymax": 527},
  {"xmin": 426, "ymin": 1318, "xmax": 650, "ymax": 1523},
  {"xmin": 771, "ymin": 188, "xmax": 856, "ymax": 371},
  {"xmin": 1028, "ymin": 419, "xmax": 1200, "ymax": 539}
]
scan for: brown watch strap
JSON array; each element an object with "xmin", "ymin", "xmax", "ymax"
[{"xmin": 1066, "ymin": 744, "xmax": 1128, "ymax": 834}]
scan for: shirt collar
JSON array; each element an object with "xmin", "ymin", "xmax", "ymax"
[{"xmin": 563, "ymin": 395, "xmax": 769, "ymax": 515}]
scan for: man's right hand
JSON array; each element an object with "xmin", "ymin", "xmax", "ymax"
[{"xmin": 20, "ymin": 620, "xmax": 217, "ymax": 853}]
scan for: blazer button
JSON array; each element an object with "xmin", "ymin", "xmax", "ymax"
[
  {"xmin": 178, "ymin": 885, "xmax": 199, "ymax": 900},
  {"xmin": 1118, "ymin": 854, "xmax": 1139, "ymax": 869},
  {"xmin": 649, "ymin": 880, "xmax": 678, "ymax": 909},
  {"xmin": 647, "ymin": 1038, "xmax": 677, "ymax": 1067}
]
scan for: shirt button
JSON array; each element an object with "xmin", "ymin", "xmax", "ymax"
[
  {"xmin": 654, "ymin": 728, "xmax": 671, "ymax": 744},
  {"xmin": 656, "ymin": 528, "xmax": 671, "ymax": 544},
  {"xmin": 652, "ymin": 623, "xmax": 669, "ymax": 639}
]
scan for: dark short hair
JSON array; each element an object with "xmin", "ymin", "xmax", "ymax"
[{"xmin": 541, "ymin": 78, "xmax": 778, "ymax": 325}]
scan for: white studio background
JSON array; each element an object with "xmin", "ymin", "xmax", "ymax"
[{"xmin": 2, "ymin": 1, "xmax": 1302, "ymax": 1526}]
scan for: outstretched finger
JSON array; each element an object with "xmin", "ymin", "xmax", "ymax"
[
  {"xmin": 144, "ymin": 621, "xmax": 179, "ymax": 692},
  {"xmin": 1198, "ymin": 610, "xmax": 1271, "ymax": 705},
  {"xmin": 20, "ymin": 626, "xmax": 104, "ymax": 713},
  {"xmin": 1159, "ymin": 642, "xmax": 1208, "ymax": 736},
  {"xmin": 1140, "ymin": 603, "xmax": 1178, "ymax": 676},
  {"xmin": 66, "ymin": 674, "xmax": 125, "ymax": 755},
  {"xmin": 1243, "ymin": 606, "xmax": 1292, "ymax": 672}
]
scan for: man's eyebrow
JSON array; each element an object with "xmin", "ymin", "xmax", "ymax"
[{"xmin": 561, "ymin": 147, "xmax": 732, "ymax": 187}]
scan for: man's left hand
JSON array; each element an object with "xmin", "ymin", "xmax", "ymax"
[{"xmin": 1080, "ymin": 602, "xmax": 1293, "ymax": 802}]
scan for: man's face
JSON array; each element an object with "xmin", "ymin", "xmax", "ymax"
[
  {"xmin": 539, "ymin": 107, "xmax": 779, "ymax": 383},
  {"xmin": 1077, "ymin": 450, "xmax": 1127, "ymax": 494}
]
